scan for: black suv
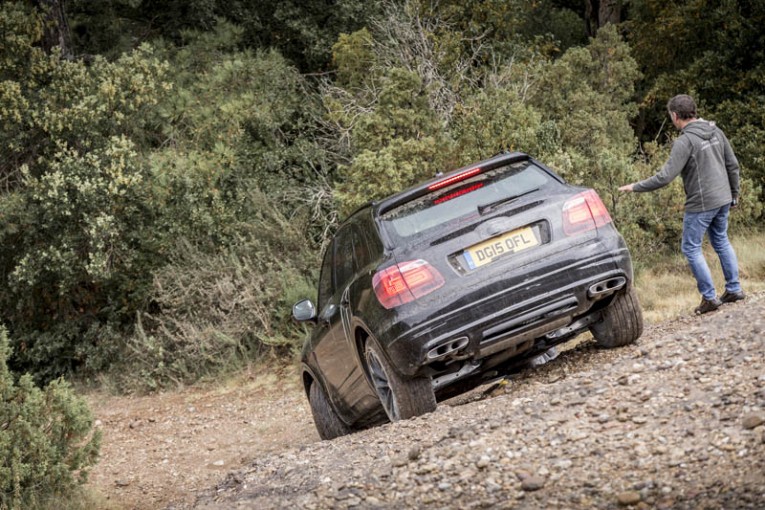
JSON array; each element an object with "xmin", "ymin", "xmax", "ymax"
[{"xmin": 293, "ymin": 152, "xmax": 643, "ymax": 439}]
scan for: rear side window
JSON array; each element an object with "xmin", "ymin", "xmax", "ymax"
[
  {"xmin": 380, "ymin": 161, "xmax": 551, "ymax": 242},
  {"xmin": 320, "ymin": 208, "xmax": 382, "ymax": 310},
  {"xmin": 353, "ymin": 210, "xmax": 383, "ymax": 268},
  {"xmin": 351, "ymin": 227, "xmax": 371, "ymax": 271},
  {"xmin": 317, "ymin": 243, "xmax": 335, "ymax": 312},
  {"xmin": 333, "ymin": 226, "xmax": 356, "ymax": 292}
]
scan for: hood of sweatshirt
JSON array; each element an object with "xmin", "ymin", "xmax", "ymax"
[{"xmin": 682, "ymin": 119, "xmax": 716, "ymax": 140}]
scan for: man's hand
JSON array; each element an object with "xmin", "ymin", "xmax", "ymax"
[
  {"xmin": 731, "ymin": 197, "xmax": 739, "ymax": 209},
  {"xmin": 618, "ymin": 183, "xmax": 635, "ymax": 192}
]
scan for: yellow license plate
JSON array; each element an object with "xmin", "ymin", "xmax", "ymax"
[{"xmin": 463, "ymin": 227, "xmax": 539, "ymax": 269}]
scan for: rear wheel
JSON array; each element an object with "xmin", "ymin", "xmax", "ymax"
[
  {"xmin": 589, "ymin": 285, "xmax": 644, "ymax": 348},
  {"xmin": 364, "ymin": 338, "xmax": 436, "ymax": 421},
  {"xmin": 308, "ymin": 380, "xmax": 352, "ymax": 440}
]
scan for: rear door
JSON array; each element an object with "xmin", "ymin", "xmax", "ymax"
[{"xmin": 311, "ymin": 224, "xmax": 366, "ymax": 421}]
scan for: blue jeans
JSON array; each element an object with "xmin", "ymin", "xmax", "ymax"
[{"xmin": 681, "ymin": 205, "xmax": 741, "ymax": 300}]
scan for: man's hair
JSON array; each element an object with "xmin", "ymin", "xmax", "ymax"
[{"xmin": 667, "ymin": 94, "xmax": 697, "ymax": 120}]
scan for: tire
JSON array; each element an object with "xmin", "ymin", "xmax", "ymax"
[
  {"xmin": 364, "ymin": 337, "xmax": 437, "ymax": 421},
  {"xmin": 589, "ymin": 285, "xmax": 644, "ymax": 348},
  {"xmin": 308, "ymin": 380, "xmax": 352, "ymax": 440}
]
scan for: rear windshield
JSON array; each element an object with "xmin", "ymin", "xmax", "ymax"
[{"xmin": 380, "ymin": 161, "xmax": 552, "ymax": 242}]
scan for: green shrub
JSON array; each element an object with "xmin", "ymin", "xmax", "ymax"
[
  {"xmin": 108, "ymin": 189, "xmax": 321, "ymax": 391},
  {"xmin": 96, "ymin": 26, "xmax": 334, "ymax": 390},
  {"xmin": 330, "ymin": 66, "xmax": 454, "ymax": 215},
  {"xmin": 0, "ymin": 9, "xmax": 330, "ymax": 386},
  {"xmin": 0, "ymin": 1, "xmax": 170, "ymax": 379},
  {"xmin": 0, "ymin": 326, "xmax": 100, "ymax": 509}
]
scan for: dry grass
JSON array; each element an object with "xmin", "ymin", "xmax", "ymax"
[{"xmin": 635, "ymin": 232, "xmax": 765, "ymax": 323}]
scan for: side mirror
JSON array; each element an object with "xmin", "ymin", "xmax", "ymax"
[{"xmin": 292, "ymin": 299, "xmax": 317, "ymax": 323}]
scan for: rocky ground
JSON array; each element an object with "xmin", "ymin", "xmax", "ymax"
[{"xmin": 190, "ymin": 293, "xmax": 765, "ymax": 509}]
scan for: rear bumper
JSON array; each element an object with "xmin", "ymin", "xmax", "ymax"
[{"xmin": 379, "ymin": 235, "xmax": 633, "ymax": 377}]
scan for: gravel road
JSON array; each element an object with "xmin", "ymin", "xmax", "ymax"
[{"xmin": 191, "ymin": 293, "xmax": 765, "ymax": 509}]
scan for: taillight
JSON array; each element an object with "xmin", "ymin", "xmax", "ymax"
[
  {"xmin": 373, "ymin": 260, "xmax": 445, "ymax": 309},
  {"xmin": 562, "ymin": 189, "xmax": 612, "ymax": 236}
]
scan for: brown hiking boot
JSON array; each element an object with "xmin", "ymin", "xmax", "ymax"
[
  {"xmin": 694, "ymin": 297, "xmax": 721, "ymax": 315},
  {"xmin": 720, "ymin": 289, "xmax": 745, "ymax": 303}
]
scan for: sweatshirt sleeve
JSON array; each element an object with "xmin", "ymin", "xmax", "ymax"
[
  {"xmin": 721, "ymin": 131, "xmax": 741, "ymax": 199},
  {"xmin": 632, "ymin": 137, "xmax": 691, "ymax": 192}
]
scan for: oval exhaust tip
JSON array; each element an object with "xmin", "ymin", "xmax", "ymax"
[{"xmin": 588, "ymin": 276, "xmax": 627, "ymax": 298}]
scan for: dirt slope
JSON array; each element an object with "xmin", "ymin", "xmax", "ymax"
[
  {"xmin": 88, "ymin": 294, "xmax": 765, "ymax": 509},
  {"xmin": 87, "ymin": 366, "xmax": 318, "ymax": 508}
]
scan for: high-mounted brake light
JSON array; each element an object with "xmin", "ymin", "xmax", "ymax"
[
  {"xmin": 427, "ymin": 167, "xmax": 482, "ymax": 191},
  {"xmin": 373, "ymin": 260, "xmax": 445, "ymax": 309},
  {"xmin": 562, "ymin": 189, "xmax": 612, "ymax": 236},
  {"xmin": 433, "ymin": 183, "xmax": 484, "ymax": 205}
]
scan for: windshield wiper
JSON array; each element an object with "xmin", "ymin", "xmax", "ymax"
[{"xmin": 477, "ymin": 188, "xmax": 539, "ymax": 215}]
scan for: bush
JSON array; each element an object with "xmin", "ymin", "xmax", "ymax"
[
  {"xmin": 107, "ymin": 189, "xmax": 321, "ymax": 391},
  {"xmin": 95, "ymin": 26, "xmax": 334, "ymax": 391},
  {"xmin": 0, "ymin": 326, "xmax": 100, "ymax": 508},
  {"xmin": 0, "ymin": 1, "xmax": 170, "ymax": 379},
  {"xmin": 1, "ymin": 9, "xmax": 331, "ymax": 386},
  {"xmin": 329, "ymin": 66, "xmax": 453, "ymax": 215}
]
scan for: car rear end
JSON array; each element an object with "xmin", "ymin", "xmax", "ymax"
[{"xmin": 368, "ymin": 152, "xmax": 634, "ymax": 392}]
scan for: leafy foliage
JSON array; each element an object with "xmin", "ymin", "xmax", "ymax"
[
  {"xmin": 110, "ymin": 189, "xmax": 319, "ymax": 391},
  {"xmin": 102, "ymin": 22, "xmax": 329, "ymax": 389},
  {"xmin": 66, "ymin": 0, "xmax": 384, "ymax": 71},
  {"xmin": 326, "ymin": 16, "xmax": 645, "ymax": 236},
  {"xmin": 330, "ymin": 66, "xmax": 452, "ymax": 214},
  {"xmin": 0, "ymin": 1, "xmax": 170, "ymax": 379},
  {"xmin": 0, "ymin": 327, "xmax": 100, "ymax": 508},
  {"xmin": 0, "ymin": 6, "xmax": 328, "ymax": 385},
  {"xmin": 430, "ymin": 0, "xmax": 587, "ymax": 58}
]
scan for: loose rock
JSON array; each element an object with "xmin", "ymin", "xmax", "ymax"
[
  {"xmin": 520, "ymin": 476, "xmax": 546, "ymax": 491},
  {"xmin": 617, "ymin": 491, "xmax": 642, "ymax": 506},
  {"xmin": 742, "ymin": 413, "xmax": 764, "ymax": 430}
]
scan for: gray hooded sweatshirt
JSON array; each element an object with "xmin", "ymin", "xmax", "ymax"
[{"xmin": 633, "ymin": 120, "xmax": 740, "ymax": 212}]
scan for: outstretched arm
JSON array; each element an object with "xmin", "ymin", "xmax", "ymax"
[
  {"xmin": 631, "ymin": 137, "xmax": 691, "ymax": 192},
  {"xmin": 618, "ymin": 183, "xmax": 635, "ymax": 192}
]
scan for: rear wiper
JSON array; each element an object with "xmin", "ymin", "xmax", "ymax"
[{"xmin": 477, "ymin": 188, "xmax": 539, "ymax": 215}]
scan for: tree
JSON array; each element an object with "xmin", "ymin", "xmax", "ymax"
[
  {"xmin": 64, "ymin": 0, "xmax": 384, "ymax": 71},
  {"xmin": 423, "ymin": 0, "xmax": 587, "ymax": 57},
  {"xmin": 31, "ymin": 0, "xmax": 72, "ymax": 58},
  {"xmin": 585, "ymin": 0, "xmax": 623, "ymax": 36},
  {"xmin": 1, "ymin": 2, "xmax": 171, "ymax": 379}
]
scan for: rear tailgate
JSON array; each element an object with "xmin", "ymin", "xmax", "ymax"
[
  {"xmin": 371, "ymin": 156, "xmax": 622, "ymax": 373},
  {"xmin": 377, "ymin": 159, "xmax": 607, "ymax": 295}
]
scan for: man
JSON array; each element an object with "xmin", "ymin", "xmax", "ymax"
[{"xmin": 619, "ymin": 94, "xmax": 744, "ymax": 315}]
